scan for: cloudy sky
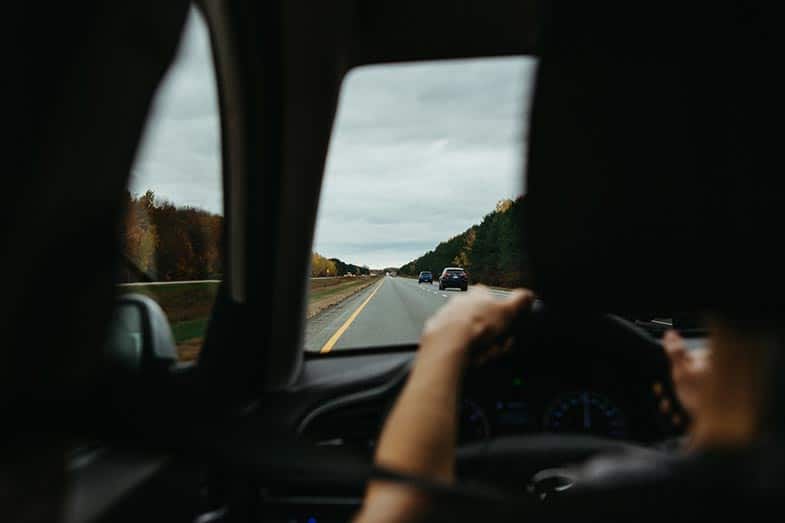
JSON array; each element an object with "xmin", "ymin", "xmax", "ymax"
[
  {"xmin": 316, "ymin": 57, "xmax": 536, "ymax": 268},
  {"xmin": 132, "ymin": 8, "xmax": 538, "ymax": 269},
  {"xmin": 130, "ymin": 9, "xmax": 222, "ymax": 213}
]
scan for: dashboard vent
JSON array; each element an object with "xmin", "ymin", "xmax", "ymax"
[{"xmin": 301, "ymin": 401, "xmax": 386, "ymax": 452}]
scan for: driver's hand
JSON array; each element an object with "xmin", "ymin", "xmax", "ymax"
[
  {"xmin": 663, "ymin": 329, "xmax": 710, "ymax": 420},
  {"xmin": 420, "ymin": 286, "xmax": 534, "ymax": 368}
]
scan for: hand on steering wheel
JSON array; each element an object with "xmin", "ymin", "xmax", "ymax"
[{"xmin": 420, "ymin": 285, "xmax": 535, "ymax": 367}]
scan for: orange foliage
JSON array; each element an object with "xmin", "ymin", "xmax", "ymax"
[{"xmin": 120, "ymin": 191, "xmax": 223, "ymax": 282}]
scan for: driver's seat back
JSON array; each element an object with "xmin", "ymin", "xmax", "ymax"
[
  {"xmin": 523, "ymin": 0, "xmax": 785, "ymax": 502},
  {"xmin": 524, "ymin": 2, "xmax": 782, "ymax": 316}
]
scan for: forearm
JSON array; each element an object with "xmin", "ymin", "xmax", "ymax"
[
  {"xmin": 355, "ymin": 337, "xmax": 467, "ymax": 522},
  {"xmin": 354, "ymin": 287, "xmax": 530, "ymax": 522},
  {"xmin": 374, "ymin": 344, "xmax": 466, "ymax": 479}
]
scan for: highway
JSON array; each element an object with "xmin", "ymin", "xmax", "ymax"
[{"xmin": 304, "ymin": 275, "xmax": 513, "ymax": 353}]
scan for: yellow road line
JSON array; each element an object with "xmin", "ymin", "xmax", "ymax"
[{"xmin": 319, "ymin": 279, "xmax": 385, "ymax": 353}]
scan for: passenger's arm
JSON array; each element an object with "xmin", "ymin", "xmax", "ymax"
[{"xmin": 354, "ymin": 287, "xmax": 533, "ymax": 523}]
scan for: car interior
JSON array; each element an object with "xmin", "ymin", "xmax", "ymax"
[{"xmin": 6, "ymin": 1, "xmax": 784, "ymax": 522}]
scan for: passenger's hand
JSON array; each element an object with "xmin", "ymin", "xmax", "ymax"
[
  {"xmin": 420, "ymin": 286, "xmax": 534, "ymax": 368},
  {"xmin": 663, "ymin": 329, "xmax": 710, "ymax": 420}
]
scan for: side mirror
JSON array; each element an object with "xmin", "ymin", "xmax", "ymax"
[
  {"xmin": 104, "ymin": 293, "xmax": 178, "ymax": 375},
  {"xmin": 94, "ymin": 294, "xmax": 191, "ymax": 441}
]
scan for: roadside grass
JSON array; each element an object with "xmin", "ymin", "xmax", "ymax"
[
  {"xmin": 307, "ymin": 276, "xmax": 380, "ymax": 318},
  {"xmin": 309, "ymin": 278, "xmax": 375, "ymax": 301},
  {"xmin": 120, "ymin": 281, "xmax": 220, "ymax": 325},
  {"xmin": 310, "ymin": 277, "xmax": 348, "ymax": 290},
  {"xmin": 117, "ymin": 276, "xmax": 379, "ymax": 362},
  {"xmin": 171, "ymin": 318, "xmax": 209, "ymax": 343}
]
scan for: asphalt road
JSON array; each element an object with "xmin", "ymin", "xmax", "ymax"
[{"xmin": 304, "ymin": 276, "xmax": 513, "ymax": 353}]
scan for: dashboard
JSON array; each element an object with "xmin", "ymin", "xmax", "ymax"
[
  {"xmin": 276, "ymin": 319, "xmax": 694, "ymax": 522},
  {"xmin": 299, "ymin": 331, "xmax": 687, "ymax": 452}
]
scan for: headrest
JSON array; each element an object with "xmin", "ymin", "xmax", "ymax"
[{"xmin": 524, "ymin": 3, "xmax": 782, "ymax": 315}]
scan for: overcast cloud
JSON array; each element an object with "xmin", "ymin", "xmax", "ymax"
[
  {"xmin": 131, "ymin": 9, "xmax": 537, "ymax": 269},
  {"xmin": 315, "ymin": 57, "xmax": 537, "ymax": 268},
  {"xmin": 130, "ymin": 9, "xmax": 222, "ymax": 213}
]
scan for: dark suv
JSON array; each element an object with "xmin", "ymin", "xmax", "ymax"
[
  {"xmin": 438, "ymin": 267, "xmax": 468, "ymax": 291},
  {"xmin": 418, "ymin": 271, "xmax": 433, "ymax": 284}
]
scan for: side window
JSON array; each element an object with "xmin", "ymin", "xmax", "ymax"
[{"xmin": 118, "ymin": 8, "xmax": 222, "ymax": 363}]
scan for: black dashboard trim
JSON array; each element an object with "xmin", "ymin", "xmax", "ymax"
[
  {"xmin": 304, "ymin": 343, "xmax": 419, "ymax": 359},
  {"xmin": 296, "ymin": 358, "xmax": 412, "ymax": 435}
]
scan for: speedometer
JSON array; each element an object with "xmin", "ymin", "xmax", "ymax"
[{"xmin": 543, "ymin": 391, "xmax": 626, "ymax": 439}]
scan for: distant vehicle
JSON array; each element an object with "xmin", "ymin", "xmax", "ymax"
[
  {"xmin": 438, "ymin": 267, "xmax": 468, "ymax": 291},
  {"xmin": 418, "ymin": 271, "xmax": 433, "ymax": 284}
]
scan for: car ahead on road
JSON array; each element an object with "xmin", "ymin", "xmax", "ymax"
[
  {"xmin": 438, "ymin": 267, "xmax": 468, "ymax": 291},
  {"xmin": 418, "ymin": 271, "xmax": 433, "ymax": 284}
]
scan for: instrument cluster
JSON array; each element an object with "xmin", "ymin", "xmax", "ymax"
[{"xmin": 458, "ymin": 352, "xmax": 681, "ymax": 444}]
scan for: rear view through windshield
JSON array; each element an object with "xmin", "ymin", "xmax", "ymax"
[{"xmin": 305, "ymin": 57, "xmax": 537, "ymax": 353}]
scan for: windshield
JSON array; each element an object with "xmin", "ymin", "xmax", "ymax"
[{"xmin": 305, "ymin": 57, "xmax": 537, "ymax": 353}]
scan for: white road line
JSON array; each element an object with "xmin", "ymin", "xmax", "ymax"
[{"xmin": 441, "ymin": 294, "xmax": 448, "ymax": 297}]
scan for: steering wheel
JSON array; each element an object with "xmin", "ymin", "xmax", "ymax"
[
  {"xmin": 456, "ymin": 305, "xmax": 680, "ymax": 494},
  {"xmin": 457, "ymin": 433, "xmax": 664, "ymax": 495},
  {"xmin": 510, "ymin": 301, "xmax": 674, "ymax": 380}
]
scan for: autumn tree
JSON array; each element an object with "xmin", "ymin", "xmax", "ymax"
[
  {"xmin": 329, "ymin": 258, "xmax": 370, "ymax": 276},
  {"xmin": 121, "ymin": 191, "xmax": 223, "ymax": 282},
  {"xmin": 123, "ymin": 190, "xmax": 159, "ymax": 276},
  {"xmin": 311, "ymin": 253, "xmax": 338, "ymax": 277}
]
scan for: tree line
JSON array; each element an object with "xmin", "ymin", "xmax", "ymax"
[
  {"xmin": 121, "ymin": 191, "xmax": 368, "ymax": 282},
  {"xmin": 311, "ymin": 252, "xmax": 371, "ymax": 277},
  {"xmin": 398, "ymin": 197, "xmax": 529, "ymax": 288},
  {"xmin": 121, "ymin": 191, "xmax": 224, "ymax": 282}
]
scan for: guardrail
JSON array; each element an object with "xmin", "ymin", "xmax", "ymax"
[{"xmin": 117, "ymin": 279, "xmax": 221, "ymax": 287}]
